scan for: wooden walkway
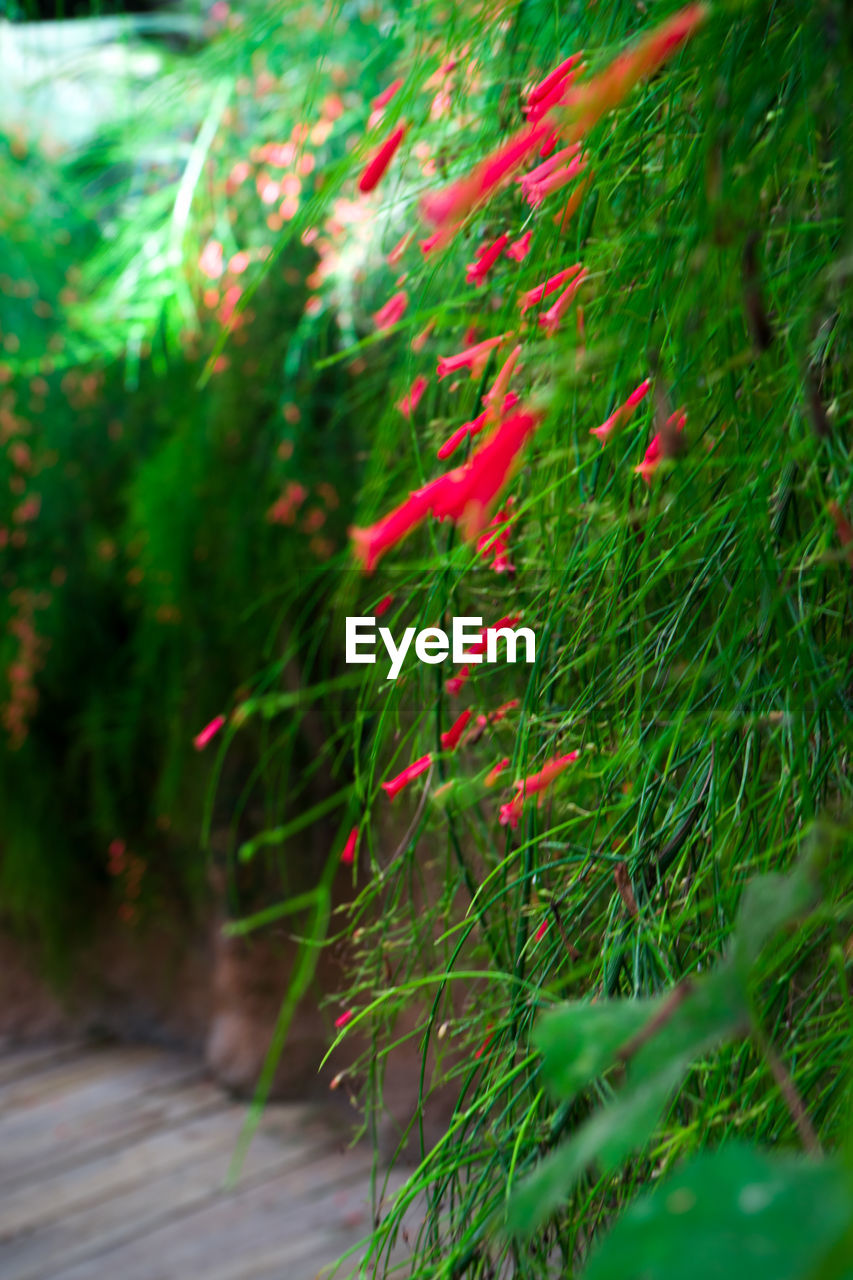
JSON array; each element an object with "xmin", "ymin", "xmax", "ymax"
[{"xmin": 0, "ymin": 1040, "xmax": 408, "ymax": 1280}]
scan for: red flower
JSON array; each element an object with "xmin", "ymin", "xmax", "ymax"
[
  {"xmin": 372, "ymin": 79, "xmax": 404, "ymax": 111},
  {"xmin": 534, "ymin": 917, "xmax": 550, "ymax": 942},
  {"xmin": 445, "ymin": 667, "xmax": 470, "ymax": 696},
  {"xmin": 437, "ymin": 393, "xmax": 519, "ymax": 461},
  {"xmin": 335, "ymin": 1009, "xmax": 355, "ymax": 1029},
  {"xmin": 484, "ymin": 757, "xmax": 510, "ymax": 787},
  {"xmin": 517, "ymin": 143, "xmax": 582, "ymax": 201},
  {"xmin": 375, "ymin": 593, "xmax": 394, "ymax": 616},
  {"xmin": 396, "ymin": 374, "xmax": 429, "ymax": 418},
  {"xmin": 560, "ymin": 5, "xmax": 707, "ymax": 141},
  {"xmin": 441, "ymin": 709, "xmax": 472, "ymax": 752},
  {"xmin": 359, "ymin": 123, "xmax": 407, "ymax": 193},
  {"xmin": 431, "ymin": 409, "xmax": 541, "ymax": 539},
  {"xmin": 499, "ymin": 751, "xmax": 580, "ymax": 829},
  {"xmin": 420, "ymin": 119, "xmax": 553, "ymax": 242},
  {"xmin": 350, "ymin": 486, "xmax": 434, "ymax": 571},
  {"xmin": 466, "ymin": 234, "xmax": 510, "ymax": 287},
  {"xmin": 505, "ymin": 231, "xmax": 532, "ymax": 262},
  {"xmin": 387, "ymin": 230, "xmax": 414, "ymax": 265},
  {"xmin": 193, "ymin": 715, "xmax": 225, "ymax": 751},
  {"xmin": 382, "ymin": 754, "xmax": 433, "ymax": 800},
  {"xmin": 444, "ymin": 617, "xmax": 521, "ymax": 694},
  {"xmin": 538, "ymin": 268, "xmax": 588, "ymax": 335},
  {"xmin": 520, "ymin": 152, "xmax": 588, "ymax": 207},
  {"xmin": 474, "ymin": 1023, "xmax": 495, "ymax": 1059},
  {"xmin": 476, "ymin": 498, "xmax": 515, "ymax": 573},
  {"xmin": 373, "ymin": 290, "xmax": 409, "ymax": 331},
  {"xmin": 412, "ymin": 318, "xmax": 436, "ymax": 352},
  {"xmin": 634, "ymin": 409, "xmax": 686, "ymax": 484},
  {"xmin": 589, "ymin": 378, "xmax": 651, "ymax": 445},
  {"xmin": 519, "ymin": 265, "xmax": 583, "ymax": 316},
  {"xmin": 525, "ymin": 53, "xmax": 585, "ymax": 122},
  {"xmin": 437, "ymin": 333, "xmax": 509, "ymax": 381},
  {"xmin": 340, "ymin": 827, "xmax": 359, "ymax": 865}
]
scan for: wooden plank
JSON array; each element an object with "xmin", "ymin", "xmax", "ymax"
[
  {"xmin": 0, "ymin": 1113, "xmax": 349, "ymax": 1280},
  {"xmin": 0, "ymin": 1044, "xmax": 200, "ymax": 1117},
  {"xmin": 0, "ymin": 1042, "xmax": 88, "ymax": 1089},
  {"xmin": 43, "ymin": 1145, "xmax": 382, "ymax": 1280},
  {"xmin": 0, "ymin": 1101, "xmax": 318, "ymax": 1240},
  {"xmin": 0, "ymin": 1077, "xmax": 228, "ymax": 1195}
]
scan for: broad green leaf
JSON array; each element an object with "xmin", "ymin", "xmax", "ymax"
[
  {"xmin": 729, "ymin": 861, "xmax": 818, "ymax": 975},
  {"xmin": 629, "ymin": 967, "xmax": 747, "ymax": 1084},
  {"xmin": 583, "ymin": 1145, "xmax": 853, "ymax": 1280},
  {"xmin": 507, "ymin": 1055, "xmax": 687, "ymax": 1237},
  {"xmin": 535, "ymin": 998, "xmax": 665, "ymax": 1099}
]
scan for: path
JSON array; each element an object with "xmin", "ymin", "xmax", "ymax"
[{"xmin": 0, "ymin": 1039, "xmax": 408, "ymax": 1280}]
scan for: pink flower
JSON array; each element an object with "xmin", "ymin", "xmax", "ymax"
[
  {"xmin": 539, "ymin": 268, "xmax": 588, "ymax": 336},
  {"xmin": 445, "ymin": 667, "xmax": 470, "ymax": 696},
  {"xmin": 484, "ymin": 758, "xmax": 510, "ymax": 787},
  {"xmin": 590, "ymin": 378, "xmax": 651, "ymax": 445},
  {"xmin": 430, "ymin": 409, "xmax": 541, "ymax": 539},
  {"xmin": 350, "ymin": 485, "xmax": 433, "ymax": 571},
  {"xmin": 396, "ymin": 374, "xmax": 429, "ymax": 418},
  {"xmin": 340, "ymin": 827, "xmax": 358, "ymax": 865},
  {"xmin": 193, "ymin": 715, "xmax": 225, "ymax": 751},
  {"xmin": 437, "ymin": 333, "xmax": 509, "ymax": 381},
  {"xmin": 441, "ymin": 709, "xmax": 472, "ymax": 751},
  {"xmin": 634, "ymin": 409, "xmax": 686, "ymax": 484},
  {"xmin": 519, "ymin": 265, "xmax": 583, "ymax": 316},
  {"xmin": 411, "ymin": 319, "xmax": 436, "ymax": 352},
  {"xmin": 382, "ymin": 754, "xmax": 433, "ymax": 800},
  {"xmin": 534, "ymin": 917, "xmax": 550, "ymax": 942},
  {"xmin": 335, "ymin": 1009, "xmax": 355, "ymax": 1029},
  {"xmin": 466, "ymin": 234, "xmax": 510, "ymax": 287},
  {"xmin": 505, "ymin": 231, "xmax": 532, "ymax": 262},
  {"xmin": 373, "ymin": 290, "xmax": 409, "ymax": 331},
  {"xmin": 359, "ymin": 123, "xmax": 407, "ymax": 193},
  {"xmin": 499, "ymin": 751, "xmax": 580, "ymax": 829},
  {"xmin": 375, "ymin": 593, "xmax": 394, "ymax": 616},
  {"xmin": 199, "ymin": 239, "xmax": 224, "ymax": 280}
]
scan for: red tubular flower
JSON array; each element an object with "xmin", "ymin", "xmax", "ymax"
[
  {"xmin": 590, "ymin": 377, "xmax": 651, "ymax": 445},
  {"xmin": 828, "ymin": 500, "xmax": 853, "ymax": 570},
  {"xmin": 396, "ymin": 374, "xmax": 429, "ymax": 418},
  {"xmin": 521, "ymin": 153, "xmax": 588, "ymax": 207},
  {"xmin": 560, "ymin": 5, "xmax": 707, "ymax": 141},
  {"xmin": 466, "ymin": 234, "xmax": 510, "ymax": 287},
  {"xmin": 483, "ymin": 345, "xmax": 522, "ymax": 418},
  {"xmin": 445, "ymin": 666, "xmax": 470, "ymax": 696},
  {"xmin": 519, "ymin": 265, "xmax": 583, "ymax": 316},
  {"xmin": 335, "ymin": 1009, "xmax": 355, "ymax": 1029},
  {"xmin": 484, "ymin": 757, "xmax": 510, "ymax": 787},
  {"xmin": 437, "ymin": 333, "xmax": 509, "ymax": 381},
  {"xmin": 373, "ymin": 290, "xmax": 409, "ymax": 331},
  {"xmin": 412, "ymin": 319, "xmax": 436, "ymax": 352},
  {"xmin": 382, "ymin": 754, "xmax": 433, "ymax": 800},
  {"xmin": 553, "ymin": 176, "xmax": 592, "ymax": 232},
  {"xmin": 431, "ymin": 410, "xmax": 541, "ymax": 539},
  {"xmin": 525, "ymin": 53, "xmax": 585, "ymax": 120},
  {"xmin": 372, "ymin": 78, "xmax": 404, "ymax": 110},
  {"xmin": 420, "ymin": 118, "xmax": 553, "ymax": 242},
  {"xmin": 359, "ymin": 123, "xmax": 407, "ymax": 193},
  {"xmin": 375, "ymin": 593, "xmax": 394, "ymax": 616},
  {"xmin": 474, "ymin": 1024, "xmax": 495, "ymax": 1060},
  {"xmin": 539, "ymin": 268, "xmax": 588, "ymax": 336},
  {"xmin": 340, "ymin": 827, "xmax": 359, "ymax": 865},
  {"xmin": 499, "ymin": 751, "xmax": 580, "ymax": 829},
  {"xmin": 350, "ymin": 485, "xmax": 433, "ymax": 571},
  {"xmin": 193, "ymin": 715, "xmax": 225, "ymax": 751},
  {"xmin": 476, "ymin": 498, "xmax": 515, "ymax": 573},
  {"xmin": 634, "ymin": 409, "xmax": 686, "ymax": 484},
  {"xmin": 505, "ymin": 231, "xmax": 532, "ymax": 262},
  {"xmin": 441, "ymin": 709, "xmax": 473, "ymax": 751},
  {"xmin": 534, "ymin": 917, "xmax": 550, "ymax": 942},
  {"xmin": 517, "ymin": 143, "xmax": 582, "ymax": 198},
  {"xmin": 387, "ymin": 230, "xmax": 414, "ymax": 265},
  {"xmin": 437, "ymin": 393, "xmax": 519, "ymax": 461}
]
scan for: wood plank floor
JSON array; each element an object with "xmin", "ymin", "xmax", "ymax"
[{"xmin": 0, "ymin": 1040, "xmax": 411, "ymax": 1280}]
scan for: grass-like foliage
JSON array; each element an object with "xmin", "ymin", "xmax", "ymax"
[{"xmin": 1, "ymin": 0, "xmax": 851, "ymax": 1272}]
